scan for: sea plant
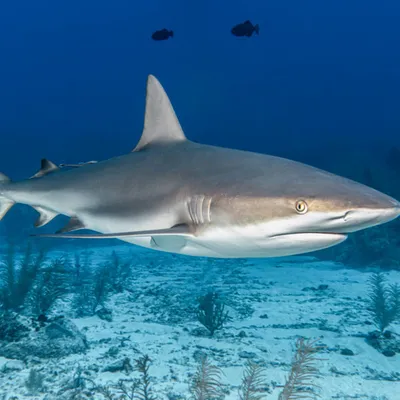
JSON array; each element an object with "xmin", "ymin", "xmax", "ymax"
[
  {"xmin": 0, "ymin": 311, "xmax": 29, "ymax": 342},
  {"xmin": 30, "ymin": 256, "xmax": 70, "ymax": 316},
  {"xmin": 278, "ymin": 338, "xmax": 323, "ymax": 400},
  {"xmin": 72, "ymin": 253, "xmax": 97, "ymax": 317},
  {"xmin": 72, "ymin": 251, "xmax": 133, "ymax": 318},
  {"xmin": 71, "ymin": 252, "xmax": 93, "ymax": 288},
  {"xmin": 367, "ymin": 272, "xmax": 400, "ymax": 333},
  {"xmin": 197, "ymin": 291, "xmax": 230, "ymax": 336},
  {"xmin": 86, "ymin": 354, "xmax": 156, "ymax": 400},
  {"xmin": 0, "ymin": 243, "xmax": 45, "ymax": 313},
  {"xmin": 25, "ymin": 368, "xmax": 45, "ymax": 395},
  {"xmin": 190, "ymin": 355, "xmax": 224, "ymax": 400},
  {"xmin": 108, "ymin": 251, "xmax": 133, "ymax": 293},
  {"xmin": 134, "ymin": 354, "xmax": 157, "ymax": 400},
  {"xmin": 238, "ymin": 360, "xmax": 267, "ymax": 400},
  {"xmin": 93, "ymin": 264, "xmax": 113, "ymax": 310}
]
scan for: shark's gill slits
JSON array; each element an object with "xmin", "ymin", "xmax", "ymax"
[{"xmin": 187, "ymin": 195, "xmax": 212, "ymax": 226}]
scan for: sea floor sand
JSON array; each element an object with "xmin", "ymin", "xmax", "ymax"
[{"xmin": 0, "ymin": 244, "xmax": 399, "ymax": 399}]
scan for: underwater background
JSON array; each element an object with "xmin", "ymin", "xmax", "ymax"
[{"xmin": 0, "ymin": 0, "xmax": 400, "ymax": 399}]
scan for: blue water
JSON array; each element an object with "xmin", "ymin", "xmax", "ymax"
[
  {"xmin": 0, "ymin": 1, "xmax": 399, "ymax": 399},
  {"xmin": 1, "ymin": 1, "xmax": 400, "ymax": 172}
]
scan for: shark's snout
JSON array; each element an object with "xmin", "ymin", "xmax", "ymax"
[
  {"xmin": 314, "ymin": 183, "xmax": 400, "ymax": 234},
  {"xmin": 339, "ymin": 201, "xmax": 400, "ymax": 233}
]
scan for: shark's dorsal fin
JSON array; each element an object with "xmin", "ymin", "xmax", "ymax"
[
  {"xmin": 31, "ymin": 159, "xmax": 60, "ymax": 179},
  {"xmin": 133, "ymin": 75, "xmax": 186, "ymax": 152}
]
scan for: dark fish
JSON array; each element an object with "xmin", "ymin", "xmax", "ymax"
[
  {"xmin": 231, "ymin": 20, "xmax": 259, "ymax": 37},
  {"xmin": 151, "ymin": 28, "xmax": 174, "ymax": 41}
]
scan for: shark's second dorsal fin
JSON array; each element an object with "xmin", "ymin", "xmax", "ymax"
[
  {"xmin": 31, "ymin": 159, "xmax": 60, "ymax": 179},
  {"xmin": 133, "ymin": 75, "xmax": 186, "ymax": 152}
]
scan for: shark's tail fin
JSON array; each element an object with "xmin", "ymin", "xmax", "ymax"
[
  {"xmin": 254, "ymin": 24, "xmax": 260, "ymax": 35},
  {"xmin": 169, "ymin": 30, "xmax": 174, "ymax": 38},
  {"xmin": 0, "ymin": 173, "xmax": 14, "ymax": 220}
]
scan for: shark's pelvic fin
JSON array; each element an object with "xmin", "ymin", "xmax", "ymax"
[
  {"xmin": 31, "ymin": 224, "xmax": 193, "ymax": 239},
  {"xmin": 33, "ymin": 206, "xmax": 59, "ymax": 227},
  {"xmin": 57, "ymin": 216, "xmax": 86, "ymax": 234},
  {"xmin": 0, "ymin": 200, "xmax": 14, "ymax": 220},
  {"xmin": 133, "ymin": 75, "xmax": 187, "ymax": 152},
  {"xmin": 0, "ymin": 173, "xmax": 14, "ymax": 220},
  {"xmin": 31, "ymin": 159, "xmax": 60, "ymax": 179}
]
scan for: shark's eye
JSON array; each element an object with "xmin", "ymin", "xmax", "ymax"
[{"xmin": 295, "ymin": 200, "xmax": 308, "ymax": 214}]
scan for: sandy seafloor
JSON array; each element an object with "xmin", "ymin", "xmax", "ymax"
[{"xmin": 0, "ymin": 243, "xmax": 399, "ymax": 400}]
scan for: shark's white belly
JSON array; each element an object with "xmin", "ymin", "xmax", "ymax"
[{"xmin": 82, "ymin": 212, "xmax": 347, "ymax": 258}]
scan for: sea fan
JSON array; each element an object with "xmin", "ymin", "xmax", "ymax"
[
  {"xmin": 278, "ymin": 338, "xmax": 322, "ymax": 400},
  {"xmin": 368, "ymin": 272, "xmax": 400, "ymax": 332},
  {"xmin": 31, "ymin": 257, "xmax": 69, "ymax": 315},
  {"xmin": 197, "ymin": 291, "xmax": 230, "ymax": 336},
  {"xmin": 190, "ymin": 356, "xmax": 223, "ymax": 400},
  {"xmin": 238, "ymin": 360, "xmax": 267, "ymax": 400},
  {"xmin": 135, "ymin": 355, "xmax": 157, "ymax": 400},
  {"xmin": 0, "ymin": 244, "xmax": 45, "ymax": 312}
]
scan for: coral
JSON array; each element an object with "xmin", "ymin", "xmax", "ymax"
[
  {"xmin": 93, "ymin": 264, "xmax": 112, "ymax": 310},
  {"xmin": 85, "ymin": 354, "xmax": 157, "ymax": 400},
  {"xmin": 25, "ymin": 368, "xmax": 45, "ymax": 394},
  {"xmin": 326, "ymin": 224, "xmax": 400, "ymax": 270},
  {"xmin": 0, "ymin": 311, "xmax": 29, "ymax": 342},
  {"xmin": 135, "ymin": 354, "xmax": 157, "ymax": 400},
  {"xmin": 278, "ymin": 338, "xmax": 323, "ymax": 400},
  {"xmin": 73, "ymin": 282, "xmax": 98, "ymax": 317},
  {"xmin": 367, "ymin": 272, "xmax": 400, "ymax": 333},
  {"xmin": 0, "ymin": 244, "xmax": 45, "ymax": 313},
  {"xmin": 197, "ymin": 291, "xmax": 230, "ymax": 336},
  {"xmin": 108, "ymin": 251, "xmax": 133, "ymax": 293},
  {"xmin": 190, "ymin": 356, "xmax": 224, "ymax": 400},
  {"xmin": 72, "ymin": 251, "xmax": 133, "ymax": 318},
  {"xmin": 238, "ymin": 361, "xmax": 267, "ymax": 400},
  {"xmin": 30, "ymin": 256, "xmax": 70, "ymax": 316},
  {"xmin": 0, "ymin": 317, "xmax": 88, "ymax": 360}
]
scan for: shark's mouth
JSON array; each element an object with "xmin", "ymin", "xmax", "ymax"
[
  {"xmin": 270, "ymin": 231, "xmax": 348, "ymax": 239},
  {"xmin": 267, "ymin": 232, "xmax": 348, "ymax": 249}
]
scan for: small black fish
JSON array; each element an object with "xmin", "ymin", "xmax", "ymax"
[
  {"xmin": 231, "ymin": 20, "xmax": 259, "ymax": 37},
  {"xmin": 152, "ymin": 28, "xmax": 174, "ymax": 41}
]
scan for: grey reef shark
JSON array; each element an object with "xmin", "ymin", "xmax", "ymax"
[{"xmin": 0, "ymin": 75, "xmax": 399, "ymax": 258}]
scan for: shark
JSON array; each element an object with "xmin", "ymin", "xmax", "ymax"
[{"xmin": 0, "ymin": 75, "xmax": 399, "ymax": 258}]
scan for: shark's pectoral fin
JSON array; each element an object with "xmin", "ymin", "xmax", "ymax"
[
  {"xmin": 150, "ymin": 235, "xmax": 187, "ymax": 252},
  {"xmin": 30, "ymin": 224, "xmax": 193, "ymax": 239}
]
